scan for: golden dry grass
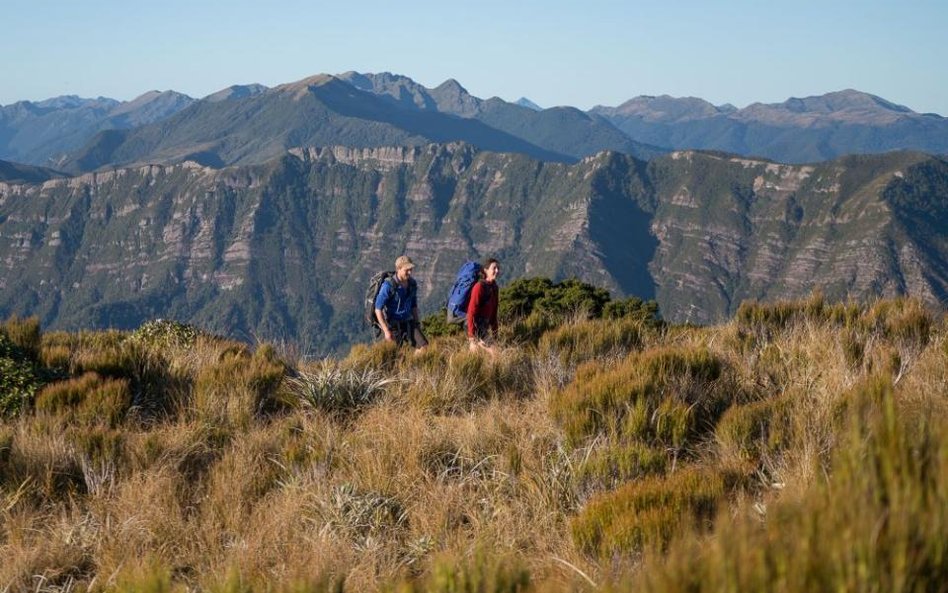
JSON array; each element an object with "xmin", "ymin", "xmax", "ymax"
[{"xmin": 0, "ymin": 300, "xmax": 945, "ymax": 592}]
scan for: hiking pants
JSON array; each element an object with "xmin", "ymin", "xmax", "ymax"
[{"xmin": 390, "ymin": 320, "xmax": 429, "ymax": 348}]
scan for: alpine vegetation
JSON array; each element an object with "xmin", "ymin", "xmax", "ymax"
[{"xmin": 0, "ymin": 291, "xmax": 945, "ymax": 592}]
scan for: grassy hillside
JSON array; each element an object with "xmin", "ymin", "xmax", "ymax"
[{"xmin": 0, "ymin": 293, "xmax": 945, "ymax": 592}]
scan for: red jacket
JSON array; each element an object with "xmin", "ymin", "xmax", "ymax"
[{"xmin": 467, "ymin": 280, "xmax": 499, "ymax": 337}]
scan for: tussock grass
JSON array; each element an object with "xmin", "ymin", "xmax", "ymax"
[
  {"xmin": 537, "ymin": 317, "xmax": 648, "ymax": 368},
  {"xmin": 35, "ymin": 372, "xmax": 132, "ymax": 427},
  {"xmin": 550, "ymin": 346, "xmax": 730, "ymax": 449},
  {"xmin": 631, "ymin": 376, "xmax": 948, "ymax": 593},
  {"xmin": 0, "ymin": 299, "xmax": 944, "ymax": 591},
  {"xmin": 1, "ymin": 315, "xmax": 41, "ymax": 361},
  {"xmin": 572, "ymin": 465, "xmax": 735, "ymax": 557}
]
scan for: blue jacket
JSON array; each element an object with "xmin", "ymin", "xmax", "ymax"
[{"xmin": 375, "ymin": 278, "xmax": 417, "ymax": 322}]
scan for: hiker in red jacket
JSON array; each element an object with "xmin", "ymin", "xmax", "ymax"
[{"xmin": 467, "ymin": 258, "xmax": 501, "ymax": 354}]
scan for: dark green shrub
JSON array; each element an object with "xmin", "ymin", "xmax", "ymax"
[
  {"xmin": 421, "ymin": 307, "xmax": 463, "ymax": 338},
  {"xmin": 603, "ymin": 296, "xmax": 661, "ymax": 324},
  {"xmin": 0, "ymin": 355, "xmax": 43, "ymax": 417}
]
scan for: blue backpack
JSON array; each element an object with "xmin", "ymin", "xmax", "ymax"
[{"xmin": 446, "ymin": 261, "xmax": 483, "ymax": 324}]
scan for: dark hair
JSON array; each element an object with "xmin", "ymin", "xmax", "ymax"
[{"xmin": 480, "ymin": 258, "xmax": 499, "ymax": 279}]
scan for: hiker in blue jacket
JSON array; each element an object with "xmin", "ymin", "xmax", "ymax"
[{"xmin": 374, "ymin": 255, "xmax": 428, "ymax": 351}]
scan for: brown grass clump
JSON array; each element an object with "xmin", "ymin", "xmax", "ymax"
[
  {"xmin": 537, "ymin": 317, "xmax": 647, "ymax": 368},
  {"xmin": 571, "ymin": 466, "xmax": 733, "ymax": 557},
  {"xmin": 35, "ymin": 372, "xmax": 132, "ymax": 427},
  {"xmin": 401, "ymin": 345, "xmax": 535, "ymax": 414},
  {"xmin": 1, "ymin": 315, "xmax": 41, "ymax": 360},
  {"xmin": 550, "ymin": 346, "xmax": 728, "ymax": 449},
  {"xmin": 190, "ymin": 344, "xmax": 286, "ymax": 427}
]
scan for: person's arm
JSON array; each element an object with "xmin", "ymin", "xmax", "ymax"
[
  {"xmin": 374, "ymin": 282, "xmax": 393, "ymax": 340},
  {"xmin": 466, "ymin": 281, "xmax": 482, "ymax": 338},
  {"xmin": 375, "ymin": 308, "xmax": 392, "ymax": 340}
]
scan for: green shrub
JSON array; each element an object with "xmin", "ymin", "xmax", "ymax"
[
  {"xmin": 572, "ymin": 466, "xmax": 729, "ymax": 556},
  {"xmin": 0, "ymin": 355, "xmax": 43, "ymax": 417},
  {"xmin": 129, "ymin": 318, "xmax": 201, "ymax": 349},
  {"xmin": 499, "ymin": 277, "xmax": 609, "ymax": 322},
  {"xmin": 603, "ymin": 296, "xmax": 661, "ymax": 324},
  {"xmin": 421, "ymin": 307, "xmax": 463, "ymax": 338}
]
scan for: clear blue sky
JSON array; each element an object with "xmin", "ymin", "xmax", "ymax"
[{"xmin": 3, "ymin": 0, "xmax": 946, "ymax": 115}]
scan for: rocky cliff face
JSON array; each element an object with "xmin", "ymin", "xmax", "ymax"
[
  {"xmin": 0, "ymin": 144, "xmax": 944, "ymax": 352},
  {"xmin": 646, "ymin": 150, "xmax": 948, "ymax": 323}
]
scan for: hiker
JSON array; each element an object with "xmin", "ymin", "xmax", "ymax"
[
  {"xmin": 467, "ymin": 258, "xmax": 501, "ymax": 354},
  {"xmin": 374, "ymin": 255, "xmax": 428, "ymax": 351}
]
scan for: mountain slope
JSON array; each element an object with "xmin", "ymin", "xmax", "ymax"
[
  {"xmin": 593, "ymin": 90, "xmax": 948, "ymax": 163},
  {"xmin": 62, "ymin": 76, "xmax": 570, "ymax": 173},
  {"xmin": 0, "ymin": 92, "xmax": 196, "ymax": 167},
  {"xmin": 337, "ymin": 71, "xmax": 662, "ymax": 160},
  {"xmin": 0, "ymin": 145, "xmax": 944, "ymax": 351},
  {"xmin": 0, "ymin": 159, "xmax": 64, "ymax": 183}
]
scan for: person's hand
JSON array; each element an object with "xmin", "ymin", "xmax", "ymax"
[
  {"xmin": 383, "ymin": 329, "xmax": 394, "ymax": 341},
  {"xmin": 468, "ymin": 338, "xmax": 479, "ymax": 352}
]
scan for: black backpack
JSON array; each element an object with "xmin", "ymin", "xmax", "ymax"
[{"xmin": 364, "ymin": 271, "xmax": 417, "ymax": 334}]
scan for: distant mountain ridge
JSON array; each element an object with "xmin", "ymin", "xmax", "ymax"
[
  {"xmin": 592, "ymin": 89, "xmax": 948, "ymax": 162},
  {"xmin": 0, "ymin": 91, "xmax": 196, "ymax": 167},
  {"xmin": 336, "ymin": 71, "xmax": 660, "ymax": 161},
  {"xmin": 60, "ymin": 74, "xmax": 574, "ymax": 174},
  {"xmin": 1, "ymin": 143, "xmax": 944, "ymax": 352},
  {"xmin": 58, "ymin": 72, "xmax": 661, "ymax": 174},
  {"xmin": 6, "ymin": 73, "xmax": 948, "ymax": 172}
]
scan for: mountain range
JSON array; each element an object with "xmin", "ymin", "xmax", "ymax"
[
  {"xmin": 591, "ymin": 89, "xmax": 948, "ymax": 163},
  {"xmin": 4, "ymin": 73, "xmax": 948, "ymax": 174},
  {"xmin": 1, "ymin": 143, "xmax": 944, "ymax": 352}
]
